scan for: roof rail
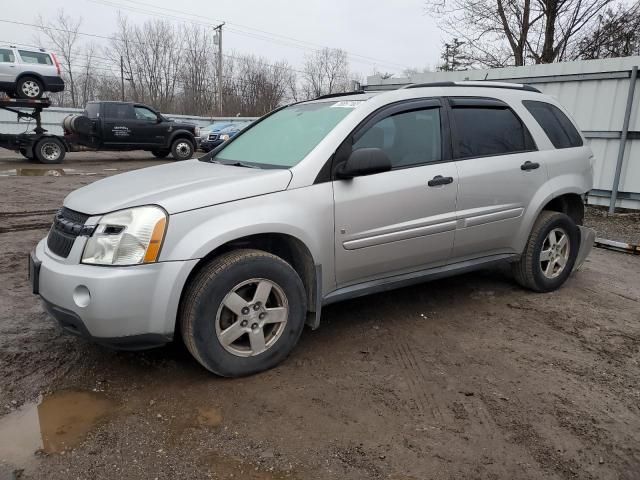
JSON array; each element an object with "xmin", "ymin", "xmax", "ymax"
[
  {"xmin": 314, "ymin": 90, "xmax": 365, "ymax": 100},
  {"xmin": 403, "ymin": 81, "xmax": 541, "ymax": 93}
]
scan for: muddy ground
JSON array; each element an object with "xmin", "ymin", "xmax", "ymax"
[{"xmin": 0, "ymin": 151, "xmax": 639, "ymax": 480}]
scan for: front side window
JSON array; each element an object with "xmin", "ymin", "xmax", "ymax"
[
  {"xmin": 134, "ymin": 106, "xmax": 158, "ymax": 121},
  {"xmin": 452, "ymin": 106, "xmax": 534, "ymax": 158},
  {"xmin": 523, "ymin": 100, "xmax": 583, "ymax": 149},
  {"xmin": 353, "ymin": 108, "xmax": 442, "ymax": 168},
  {"xmin": 212, "ymin": 101, "xmax": 361, "ymax": 168},
  {"xmin": 0, "ymin": 49, "xmax": 15, "ymax": 63},
  {"xmin": 18, "ymin": 50, "xmax": 52, "ymax": 65}
]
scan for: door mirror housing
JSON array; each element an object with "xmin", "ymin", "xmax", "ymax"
[
  {"xmin": 155, "ymin": 115, "xmax": 163, "ymax": 123},
  {"xmin": 336, "ymin": 148, "xmax": 391, "ymax": 179}
]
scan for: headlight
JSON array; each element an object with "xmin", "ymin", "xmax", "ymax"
[
  {"xmin": 220, "ymin": 134, "xmax": 230, "ymax": 141},
  {"xmin": 195, "ymin": 126, "xmax": 200, "ymax": 137},
  {"xmin": 82, "ymin": 206, "xmax": 167, "ymax": 266}
]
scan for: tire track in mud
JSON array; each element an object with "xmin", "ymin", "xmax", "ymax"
[{"xmin": 0, "ymin": 210, "xmax": 55, "ymax": 234}]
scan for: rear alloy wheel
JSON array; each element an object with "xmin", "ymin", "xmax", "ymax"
[
  {"xmin": 34, "ymin": 138, "xmax": 65, "ymax": 164},
  {"xmin": 171, "ymin": 138, "xmax": 194, "ymax": 160},
  {"xmin": 180, "ymin": 249, "xmax": 307, "ymax": 377},
  {"xmin": 17, "ymin": 76, "xmax": 44, "ymax": 99},
  {"xmin": 512, "ymin": 211, "xmax": 579, "ymax": 292}
]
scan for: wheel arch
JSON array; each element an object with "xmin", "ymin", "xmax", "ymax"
[
  {"xmin": 176, "ymin": 232, "xmax": 320, "ymax": 333},
  {"xmin": 167, "ymin": 130, "xmax": 196, "ymax": 147}
]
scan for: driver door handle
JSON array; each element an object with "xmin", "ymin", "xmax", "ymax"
[
  {"xmin": 521, "ymin": 161, "xmax": 540, "ymax": 171},
  {"xmin": 428, "ymin": 175, "xmax": 454, "ymax": 187}
]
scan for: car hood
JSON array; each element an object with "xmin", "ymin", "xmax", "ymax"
[{"xmin": 64, "ymin": 160, "xmax": 293, "ymax": 215}]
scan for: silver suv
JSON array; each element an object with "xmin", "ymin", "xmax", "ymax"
[
  {"xmin": 0, "ymin": 46, "xmax": 64, "ymax": 99},
  {"xmin": 30, "ymin": 82, "xmax": 595, "ymax": 377}
]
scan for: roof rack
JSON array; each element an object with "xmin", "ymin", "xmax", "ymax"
[
  {"xmin": 401, "ymin": 81, "xmax": 541, "ymax": 93},
  {"xmin": 314, "ymin": 90, "xmax": 366, "ymax": 100}
]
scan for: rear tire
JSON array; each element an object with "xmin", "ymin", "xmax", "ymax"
[
  {"xmin": 151, "ymin": 149, "xmax": 170, "ymax": 159},
  {"xmin": 34, "ymin": 138, "xmax": 65, "ymax": 164},
  {"xmin": 171, "ymin": 138, "xmax": 194, "ymax": 160},
  {"xmin": 16, "ymin": 76, "xmax": 44, "ymax": 99},
  {"xmin": 512, "ymin": 211, "xmax": 579, "ymax": 292},
  {"xmin": 180, "ymin": 249, "xmax": 307, "ymax": 377}
]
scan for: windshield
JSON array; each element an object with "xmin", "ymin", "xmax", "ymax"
[{"xmin": 210, "ymin": 101, "xmax": 361, "ymax": 168}]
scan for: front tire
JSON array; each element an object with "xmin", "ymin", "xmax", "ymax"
[
  {"xmin": 512, "ymin": 211, "xmax": 579, "ymax": 292},
  {"xmin": 180, "ymin": 249, "xmax": 307, "ymax": 377},
  {"xmin": 34, "ymin": 138, "xmax": 65, "ymax": 164},
  {"xmin": 16, "ymin": 76, "xmax": 44, "ymax": 99},
  {"xmin": 170, "ymin": 138, "xmax": 194, "ymax": 160}
]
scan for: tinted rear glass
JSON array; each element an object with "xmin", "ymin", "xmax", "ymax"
[
  {"xmin": 452, "ymin": 106, "xmax": 534, "ymax": 158},
  {"xmin": 103, "ymin": 103, "xmax": 134, "ymax": 119},
  {"xmin": 523, "ymin": 100, "xmax": 583, "ymax": 148},
  {"xmin": 18, "ymin": 50, "xmax": 52, "ymax": 65},
  {"xmin": 85, "ymin": 103, "xmax": 100, "ymax": 118}
]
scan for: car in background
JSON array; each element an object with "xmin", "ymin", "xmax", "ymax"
[
  {"xmin": 200, "ymin": 121, "xmax": 253, "ymax": 152},
  {"xmin": 0, "ymin": 46, "xmax": 64, "ymax": 99}
]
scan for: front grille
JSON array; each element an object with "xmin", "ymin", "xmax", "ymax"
[
  {"xmin": 208, "ymin": 133, "xmax": 219, "ymax": 141},
  {"xmin": 47, "ymin": 207, "xmax": 91, "ymax": 258}
]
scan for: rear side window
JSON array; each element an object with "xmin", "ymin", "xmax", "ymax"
[
  {"xmin": 523, "ymin": 100, "xmax": 583, "ymax": 148},
  {"xmin": 103, "ymin": 103, "xmax": 135, "ymax": 120},
  {"xmin": 18, "ymin": 50, "xmax": 52, "ymax": 65},
  {"xmin": 84, "ymin": 103, "xmax": 100, "ymax": 118},
  {"xmin": 353, "ymin": 108, "xmax": 442, "ymax": 168},
  {"xmin": 451, "ymin": 106, "xmax": 535, "ymax": 158},
  {"xmin": 0, "ymin": 49, "xmax": 15, "ymax": 63}
]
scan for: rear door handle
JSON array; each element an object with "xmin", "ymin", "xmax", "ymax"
[
  {"xmin": 521, "ymin": 161, "xmax": 540, "ymax": 171},
  {"xmin": 428, "ymin": 175, "xmax": 454, "ymax": 187}
]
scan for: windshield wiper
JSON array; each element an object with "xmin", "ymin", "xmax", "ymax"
[{"xmin": 215, "ymin": 160, "xmax": 261, "ymax": 169}]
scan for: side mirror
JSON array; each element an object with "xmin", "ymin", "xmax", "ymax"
[
  {"xmin": 336, "ymin": 148, "xmax": 391, "ymax": 179},
  {"xmin": 156, "ymin": 115, "xmax": 163, "ymax": 123}
]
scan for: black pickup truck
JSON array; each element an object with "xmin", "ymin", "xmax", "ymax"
[
  {"xmin": 0, "ymin": 99, "xmax": 199, "ymax": 164},
  {"xmin": 66, "ymin": 101, "xmax": 198, "ymax": 160}
]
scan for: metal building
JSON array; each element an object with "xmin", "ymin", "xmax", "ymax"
[{"xmin": 366, "ymin": 56, "xmax": 640, "ymax": 211}]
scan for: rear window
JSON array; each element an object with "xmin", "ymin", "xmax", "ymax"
[
  {"xmin": 18, "ymin": 50, "xmax": 52, "ymax": 65},
  {"xmin": 451, "ymin": 106, "xmax": 535, "ymax": 158},
  {"xmin": 85, "ymin": 103, "xmax": 100, "ymax": 118},
  {"xmin": 523, "ymin": 100, "xmax": 583, "ymax": 148},
  {"xmin": 103, "ymin": 103, "xmax": 135, "ymax": 120}
]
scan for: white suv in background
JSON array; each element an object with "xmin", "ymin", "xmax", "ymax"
[{"xmin": 0, "ymin": 46, "xmax": 64, "ymax": 99}]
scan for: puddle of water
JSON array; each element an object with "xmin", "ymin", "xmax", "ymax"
[
  {"xmin": 0, "ymin": 390, "xmax": 115, "ymax": 469},
  {"xmin": 0, "ymin": 168, "xmax": 97, "ymax": 177},
  {"xmin": 196, "ymin": 407, "xmax": 223, "ymax": 428}
]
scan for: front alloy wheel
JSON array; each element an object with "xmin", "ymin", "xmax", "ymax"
[
  {"xmin": 216, "ymin": 279, "xmax": 289, "ymax": 357},
  {"xmin": 180, "ymin": 249, "xmax": 307, "ymax": 377}
]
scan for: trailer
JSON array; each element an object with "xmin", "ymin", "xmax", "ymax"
[{"xmin": 0, "ymin": 97, "xmax": 68, "ymax": 163}]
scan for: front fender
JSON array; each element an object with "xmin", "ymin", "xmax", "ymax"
[
  {"xmin": 167, "ymin": 130, "xmax": 196, "ymax": 147},
  {"xmin": 159, "ymin": 184, "xmax": 336, "ymax": 295}
]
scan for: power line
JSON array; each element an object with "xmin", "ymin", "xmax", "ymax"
[
  {"xmin": 87, "ymin": 0, "xmax": 407, "ymax": 70},
  {"xmin": 0, "ymin": 18, "xmax": 307, "ymax": 76}
]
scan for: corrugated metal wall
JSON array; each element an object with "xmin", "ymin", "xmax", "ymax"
[
  {"xmin": 0, "ymin": 106, "xmax": 256, "ymax": 135},
  {"xmin": 367, "ymin": 56, "xmax": 640, "ymax": 210}
]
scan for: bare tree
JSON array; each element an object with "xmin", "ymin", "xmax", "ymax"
[
  {"xmin": 572, "ymin": 3, "xmax": 640, "ymax": 59},
  {"xmin": 425, "ymin": 0, "xmax": 629, "ymax": 67},
  {"xmin": 439, "ymin": 38, "xmax": 470, "ymax": 71},
  {"xmin": 36, "ymin": 9, "xmax": 82, "ymax": 107},
  {"xmin": 301, "ymin": 48, "xmax": 351, "ymax": 98}
]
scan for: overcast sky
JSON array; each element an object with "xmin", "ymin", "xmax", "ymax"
[{"xmin": 0, "ymin": 0, "xmax": 443, "ymax": 79}]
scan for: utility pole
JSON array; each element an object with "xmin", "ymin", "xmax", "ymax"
[
  {"xmin": 214, "ymin": 23, "xmax": 225, "ymax": 114},
  {"xmin": 120, "ymin": 56, "xmax": 125, "ymax": 101}
]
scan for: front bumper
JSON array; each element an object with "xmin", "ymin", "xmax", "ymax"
[
  {"xmin": 32, "ymin": 238, "xmax": 198, "ymax": 349},
  {"xmin": 200, "ymin": 139, "xmax": 224, "ymax": 152}
]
